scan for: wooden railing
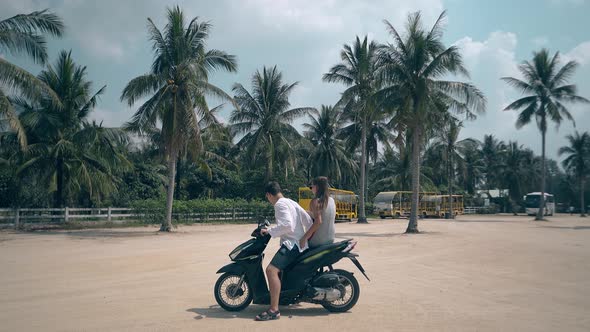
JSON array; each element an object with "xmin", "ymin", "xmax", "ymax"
[{"xmin": 0, "ymin": 207, "xmax": 271, "ymax": 229}]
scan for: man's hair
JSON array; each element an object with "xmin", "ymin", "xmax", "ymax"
[{"xmin": 265, "ymin": 181, "xmax": 282, "ymax": 196}]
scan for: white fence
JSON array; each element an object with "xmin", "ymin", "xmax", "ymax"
[
  {"xmin": 463, "ymin": 206, "xmax": 497, "ymax": 214},
  {"xmin": 0, "ymin": 207, "xmax": 270, "ymax": 229},
  {"xmin": 464, "ymin": 206, "xmax": 477, "ymax": 214}
]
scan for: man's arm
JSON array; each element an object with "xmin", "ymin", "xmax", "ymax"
[{"xmin": 267, "ymin": 201, "xmax": 295, "ymax": 238}]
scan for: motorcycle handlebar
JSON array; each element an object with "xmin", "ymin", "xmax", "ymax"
[{"xmin": 250, "ymin": 217, "xmax": 271, "ymax": 238}]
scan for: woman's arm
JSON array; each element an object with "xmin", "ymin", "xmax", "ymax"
[{"xmin": 300, "ymin": 199, "xmax": 322, "ymax": 247}]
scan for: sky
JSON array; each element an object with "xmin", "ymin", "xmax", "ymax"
[{"xmin": 2, "ymin": 0, "xmax": 589, "ymax": 161}]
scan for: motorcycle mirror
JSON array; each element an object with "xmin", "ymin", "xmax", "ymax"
[{"xmin": 257, "ymin": 217, "xmax": 271, "ymax": 228}]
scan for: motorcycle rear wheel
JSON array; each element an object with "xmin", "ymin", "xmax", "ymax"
[
  {"xmin": 321, "ymin": 269, "xmax": 360, "ymax": 312},
  {"xmin": 214, "ymin": 272, "xmax": 252, "ymax": 311}
]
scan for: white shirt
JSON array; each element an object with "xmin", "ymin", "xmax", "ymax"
[{"xmin": 268, "ymin": 197, "xmax": 313, "ymax": 252}]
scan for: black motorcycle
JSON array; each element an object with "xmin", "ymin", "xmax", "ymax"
[{"xmin": 214, "ymin": 219, "xmax": 369, "ymax": 312}]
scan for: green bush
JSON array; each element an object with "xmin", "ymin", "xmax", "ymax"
[{"xmin": 130, "ymin": 198, "xmax": 274, "ymax": 224}]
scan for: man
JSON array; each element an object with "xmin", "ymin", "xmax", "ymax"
[{"xmin": 255, "ymin": 181, "xmax": 312, "ymax": 321}]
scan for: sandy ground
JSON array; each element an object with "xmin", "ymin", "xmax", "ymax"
[{"xmin": 1, "ymin": 214, "xmax": 590, "ymax": 332}]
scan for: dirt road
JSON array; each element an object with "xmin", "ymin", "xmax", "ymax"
[{"xmin": 1, "ymin": 215, "xmax": 589, "ymax": 331}]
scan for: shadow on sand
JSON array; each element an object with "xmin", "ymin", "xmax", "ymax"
[
  {"xmin": 539, "ymin": 225, "xmax": 590, "ymax": 231},
  {"xmin": 336, "ymin": 231, "xmax": 440, "ymax": 238},
  {"xmin": 188, "ymin": 304, "xmax": 342, "ymax": 320},
  {"xmin": 19, "ymin": 228, "xmax": 161, "ymax": 240},
  {"xmin": 452, "ymin": 218, "xmax": 516, "ymax": 223}
]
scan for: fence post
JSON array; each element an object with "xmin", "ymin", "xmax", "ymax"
[
  {"xmin": 14, "ymin": 208, "xmax": 20, "ymax": 230},
  {"xmin": 107, "ymin": 207, "xmax": 112, "ymax": 222},
  {"xmin": 232, "ymin": 207, "xmax": 236, "ymax": 222},
  {"xmin": 64, "ymin": 207, "xmax": 69, "ymax": 223}
]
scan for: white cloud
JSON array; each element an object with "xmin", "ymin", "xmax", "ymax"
[
  {"xmin": 532, "ymin": 36, "xmax": 550, "ymax": 47},
  {"xmin": 455, "ymin": 32, "xmax": 529, "ymax": 147},
  {"xmin": 90, "ymin": 107, "xmax": 134, "ymax": 128},
  {"xmin": 236, "ymin": 0, "xmax": 444, "ymax": 33},
  {"xmin": 0, "ymin": 0, "xmax": 39, "ymax": 15},
  {"xmin": 241, "ymin": 0, "xmax": 345, "ymax": 32},
  {"xmin": 563, "ymin": 41, "xmax": 590, "ymax": 65},
  {"xmin": 456, "ymin": 33, "xmax": 590, "ymax": 161}
]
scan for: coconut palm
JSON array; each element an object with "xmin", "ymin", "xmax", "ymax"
[
  {"xmin": 230, "ymin": 66, "xmax": 313, "ymax": 181},
  {"xmin": 480, "ymin": 134, "xmax": 506, "ymax": 191},
  {"xmin": 303, "ymin": 105, "xmax": 356, "ymax": 182},
  {"xmin": 323, "ymin": 35, "xmax": 384, "ymax": 223},
  {"xmin": 121, "ymin": 6, "xmax": 237, "ymax": 231},
  {"xmin": 371, "ymin": 146, "xmax": 435, "ymax": 194},
  {"xmin": 558, "ymin": 131, "xmax": 590, "ymax": 217},
  {"xmin": 378, "ymin": 11, "xmax": 486, "ymax": 232},
  {"xmin": 339, "ymin": 103, "xmax": 395, "ymax": 197},
  {"xmin": 502, "ymin": 49, "xmax": 589, "ymax": 220},
  {"xmin": 15, "ymin": 50, "xmax": 128, "ymax": 207},
  {"xmin": 457, "ymin": 141, "xmax": 483, "ymax": 195},
  {"xmin": 0, "ymin": 9, "xmax": 64, "ymax": 149},
  {"xmin": 430, "ymin": 118, "xmax": 476, "ymax": 217},
  {"xmin": 497, "ymin": 141, "xmax": 530, "ymax": 210}
]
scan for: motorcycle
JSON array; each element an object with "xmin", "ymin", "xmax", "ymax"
[{"xmin": 214, "ymin": 218, "xmax": 369, "ymax": 312}]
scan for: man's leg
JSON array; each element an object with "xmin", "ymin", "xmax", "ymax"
[{"xmin": 266, "ymin": 264, "xmax": 281, "ymax": 312}]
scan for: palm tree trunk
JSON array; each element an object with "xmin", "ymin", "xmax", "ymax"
[
  {"xmin": 162, "ymin": 149, "xmax": 178, "ymax": 232},
  {"xmin": 266, "ymin": 139, "xmax": 273, "ymax": 182},
  {"xmin": 536, "ymin": 129, "xmax": 547, "ymax": 221},
  {"xmin": 581, "ymin": 178, "xmax": 586, "ymax": 217},
  {"xmin": 448, "ymin": 151, "xmax": 453, "ymax": 219},
  {"xmin": 357, "ymin": 115, "xmax": 368, "ymax": 223},
  {"xmin": 407, "ymin": 126, "xmax": 421, "ymax": 233},
  {"xmin": 55, "ymin": 157, "xmax": 64, "ymax": 208},
  {"xmin": 365, "ymin": 152, "xmax": 370, "ymax": 208},
  {"xmin": 174, "ymin": 156, "xmax": 182, "ymax": 200}
]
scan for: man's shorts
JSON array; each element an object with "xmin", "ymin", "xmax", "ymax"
[{"xmin": 269, "ymin": 245, "xmax": 301, "ymax": 271}]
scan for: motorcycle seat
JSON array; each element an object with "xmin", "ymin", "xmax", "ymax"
[{"xmin": 290, "ymin": 239, "xmax": 351, "ymax": 267}]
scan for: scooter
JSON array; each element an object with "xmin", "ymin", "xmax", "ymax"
[{"xmin": 214, "ymin": 218, "xmax": 369, "ymax": 312}]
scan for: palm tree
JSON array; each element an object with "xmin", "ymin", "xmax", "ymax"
[
  {"xmin": 499, "ymin": 141, "xmax": 532, "ymax": 212},
  {"xmin": 502, "ymin": 48, "xmax": 589, "ymax": 220},
  {"xmin": 303, "ymin": 105, "xmax": 356, "ymax": 182},
  {"xmin": 121, "ymin": 6, "xmax": 237, "ymax": 231},
  {"xmin": 457, "ymin": 141, "xmax": 483, "ymax": 195},
  {"xmin": 323, "ymin": 35, "xmax": 384, "ymax": 223},
  {"xmin": 480, "ymin": 134, "xmax": 506, "ymax": 191},
  {"xmin": 559, "ymin": 131, "xmax": 590, "ymax": 217},
  {"xmin": 15, "ymin": 51, "xmax": 128, "ymax": 207},
  {"xmin": 230, "ymin": 66, "xmax": 313, "ymax": 181},
  {"xmin": 339, "ymin": 104, "xmax": 395, "ymax": 198},
  {"xmin": 431, "ymin": 118, "xmax": 476, "ymax": 217},
  {"xmin": 378, "ymin": 11, "xmax": 486, "ymax": 232},
  {"xmin": 371, "ymin": 146, "xmax": 435, "ymax": 194},
  {"xmin": 0, "ymin": 9, "xmax": 64, "ymax": 149}
]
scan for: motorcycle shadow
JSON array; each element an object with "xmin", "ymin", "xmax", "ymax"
[
  {"xmin": 188, "ymin": 304, "xmax": 348, "ymax": 320},
  {"xmin": 188, "ymin": 305, "xmax": 256, "ymax": 320}
]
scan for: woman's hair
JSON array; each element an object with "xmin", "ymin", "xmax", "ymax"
[{"xmin": 312, "ymin": 176, "xmax": 330, "ymax": 211}]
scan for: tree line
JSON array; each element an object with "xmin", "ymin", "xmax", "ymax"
[{"xmin": 1, "ymin": 7, "xmax": 588, "ymax": 232}]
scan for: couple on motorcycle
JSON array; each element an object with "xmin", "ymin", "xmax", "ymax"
[{"xmin": 256, "ymin": 176, "xmax": 336, "ymax": 321}]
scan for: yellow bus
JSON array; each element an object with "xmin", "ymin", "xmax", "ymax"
[
  {"xmin": 441, "ymin": 194, "xmax": 464, "ymax": 216},
  {"xmin": 422, "ymin": 194, "xmax": 464, "ymax": 218},
  {"xmin": 374, "ymin": 191, "xmax": 412, "ymax": 218},
  {"xmin": 420, "ymin": 193, "xmax": 441, "ymax": 217},
  {"xmin": 374, "ymin": 191, "xmax": 439, "ymax": 218},
  {"xmin": 298, "ymin": 187, "xmax": 357, "ymax": 222}
]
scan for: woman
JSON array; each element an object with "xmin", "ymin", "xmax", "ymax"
[{"xmin": 300, "ymin": 176, "xmax": 336, "ymax": 248}]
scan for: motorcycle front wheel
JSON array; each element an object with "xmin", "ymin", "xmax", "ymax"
[
  {"xmin": 214, "ymin": 272, "xmax": 252, "ymax": 311},
  {"xmin": 321, "ymin": 269, "xmax": 360, "ymax": 312}
]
